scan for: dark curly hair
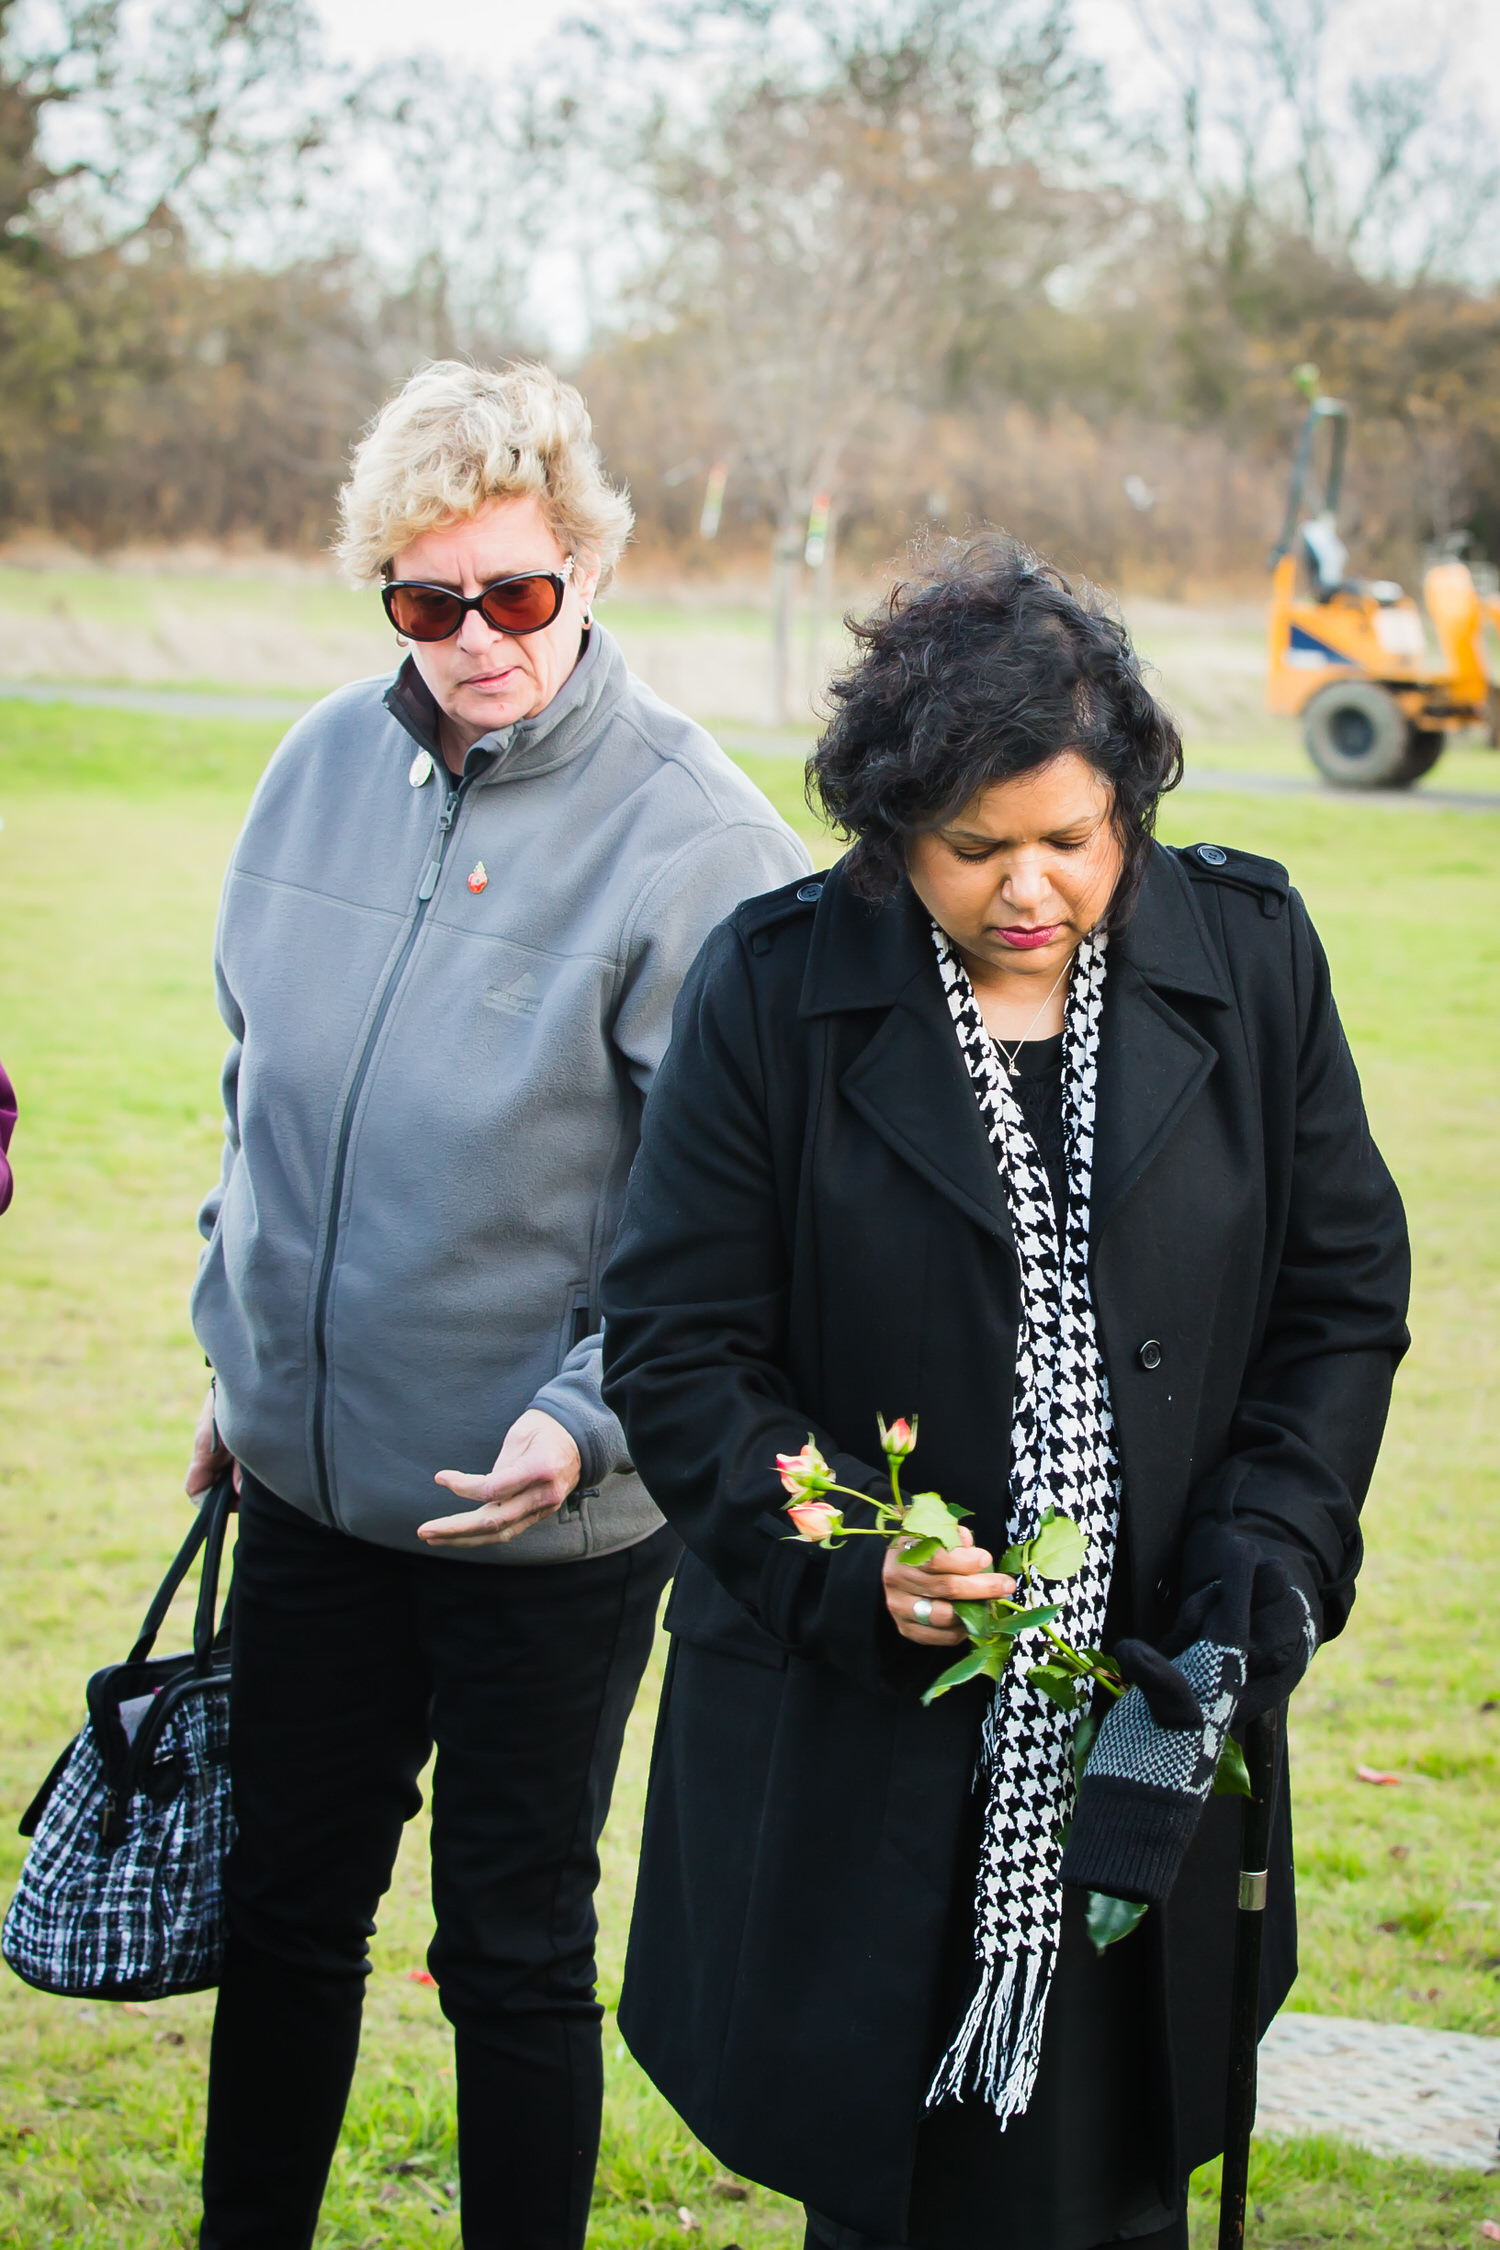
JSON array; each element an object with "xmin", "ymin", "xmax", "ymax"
[{"xmin": 809, "ymin": 536, "xmax": 1183, "ymax": 921}]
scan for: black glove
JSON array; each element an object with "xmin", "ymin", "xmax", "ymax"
[
  {"xmin": 1059, "ymin": 1541, "xmax": 1316, "ymax": 1907},
  {"xmin": 1166, "ymin": 1549, "xmax": 1317, "ymax": 1724}
]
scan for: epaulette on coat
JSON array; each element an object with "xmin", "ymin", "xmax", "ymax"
[
  {"xmin": 737, "ymin": 874, "xmax": 826, "ymax": 957},
  {"xmin": 1177, "ymin": 840, "xmax": 1289, "ymax": 920}
]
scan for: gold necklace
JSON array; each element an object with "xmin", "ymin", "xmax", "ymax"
[{"xmin": 988, "ymin": 957, "xmax": 1075, "ymax": 1081}]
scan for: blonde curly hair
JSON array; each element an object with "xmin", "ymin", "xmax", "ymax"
[{"xmin": 335, "ymin": 359, "xmax": 633, "ymax": 592}]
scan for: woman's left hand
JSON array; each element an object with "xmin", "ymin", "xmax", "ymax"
[
  {"xmin": 883, "ymin": 1526, "xmax": 1017, "ymax": 1646},
  {"xmin": 420, "ymin": 1409, "xmax": 582, "ymax": 1547}
]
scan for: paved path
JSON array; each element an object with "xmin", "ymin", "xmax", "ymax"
[
  {"xmin": 0, "ymin": 681, "xmax": 313, "ymax": 722},
  {"xmin": 4, "ymin": 684, "xmax": 1500, "ymax": 810},
  {"xmin": 720, "ymin": 726, "xmax": 1500, "ymax": 809},
  {"xmin": 1257, "ymin": 2013, "xmax": 1500, "ymax": 2170},
  {"xmin": 1176, "ymin": 766, "xmax": 1500, "ymax": 814}
]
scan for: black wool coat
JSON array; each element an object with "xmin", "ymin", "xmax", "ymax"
[{"xmin": 600, "ymin": 843, "xmax": 1410, "ymax": 2238}]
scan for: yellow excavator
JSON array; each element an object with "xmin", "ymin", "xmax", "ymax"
[{"xmin": 1266, "ymin": 369, "xmax": 1500, "ymax": 787}]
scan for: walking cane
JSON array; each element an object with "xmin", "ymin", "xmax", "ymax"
[{"xmin": 1216, "ymin": 1702, "xmax": 1285, "ymax": 2250}]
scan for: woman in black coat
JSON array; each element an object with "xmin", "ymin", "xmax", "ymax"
[{"xmin": 600, "ymin": 542, "xmax": 1409, "ymax": 2250}]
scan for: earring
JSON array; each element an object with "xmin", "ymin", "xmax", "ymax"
[
  {"xmin": 395, "ymin": 634, "xmax": 409, "ymax": 648},
  {"xmin": 582, "ymin": 610, "xmax": 593, "ymax": 628}
]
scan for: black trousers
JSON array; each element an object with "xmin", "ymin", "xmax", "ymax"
[{"xmin": 199, "ymin": 1476, "xmax": 677, "ymax": 2250}]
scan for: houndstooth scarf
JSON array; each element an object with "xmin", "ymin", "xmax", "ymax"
[{"xmin": 926, "ymin": 924, "xmax": 1121, "ymax": 2126}]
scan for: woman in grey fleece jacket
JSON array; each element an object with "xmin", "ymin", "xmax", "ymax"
[{"xmin": 185, "ymin": 360, "xmax": 808, "ymax": 2250}]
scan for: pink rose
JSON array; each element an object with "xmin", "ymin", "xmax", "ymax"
[
  {"xmin": 786, "ymin": 1500, "xmax": 842, "ymax": 1543},
  {"xmin": 775, "ymin": 1439, "xmax": 835, "ymax": 1498},
  {"xmin": 877, "ymin": 1412, "xmax": 918, "ymax": 1461}
]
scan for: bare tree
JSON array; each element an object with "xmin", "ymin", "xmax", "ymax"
[
  {"xmin": 1128, "ymin": 0, "xmax": 1500, "ymax": 280},
  {"xmin": 4, "ymin": 0, "xmax": 350, "ymax": 252},
  {"xmin": 621, "ymin": 0, "xmax": 1108, "ymax": 720}
]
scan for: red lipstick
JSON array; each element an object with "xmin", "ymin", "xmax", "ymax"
[{"xmin": 996, "ymin": 924, "xmax": 1059, "ymax": 951}]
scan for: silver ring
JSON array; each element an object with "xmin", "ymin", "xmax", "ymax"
[{"xmin": 912, "ymin": 1597, "xmax": 934, "ymax": 1623}]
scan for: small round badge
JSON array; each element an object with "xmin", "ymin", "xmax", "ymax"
[
  {"xmin": 467, "ymin": 862, "xmax": 489, "ymax": 894},
  {"xmin": 408, "ymin": 750, "xmax": 434, "ymax": 788}
]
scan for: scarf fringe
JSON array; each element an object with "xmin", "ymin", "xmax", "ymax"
[{"xmin": 924, "ymin": 1942, "xmax": 1054, "ymax": 2126}]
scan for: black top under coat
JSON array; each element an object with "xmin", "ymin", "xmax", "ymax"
[{"xmin": 1004, "ymin": 1032, "xmax": 1067, "ymax": 1230}]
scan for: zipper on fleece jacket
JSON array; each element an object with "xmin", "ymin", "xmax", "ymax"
[{"xmin": 309, "ymin": 770, "xmax": 478, "ymax": 1522}]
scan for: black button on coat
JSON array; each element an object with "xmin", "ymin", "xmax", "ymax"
[{"xmin": 600, "ymin": 844, "xmax": 1410, "ymax": 2239}]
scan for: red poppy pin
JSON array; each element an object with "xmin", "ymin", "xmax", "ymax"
[{"xmin": 467, "ymin": 862, "xmax": 488, "ymax": 894}]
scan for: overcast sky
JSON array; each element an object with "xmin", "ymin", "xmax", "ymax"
[
  {"xmin": 313, "ymin": 0, "xmax": 608, "ymax": 68},
  {"xmin": 311, "ymin": 0, "xmax": 1500, "ymax": 94}
]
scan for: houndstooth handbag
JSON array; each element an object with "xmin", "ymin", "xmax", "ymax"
[{"xmin": 2, "ymin": 1476, "xmax": 235, "ymax": 2000}]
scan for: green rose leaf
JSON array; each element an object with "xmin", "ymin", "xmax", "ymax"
[
  {"xmin": 1027, "ymin": 1663, "xmax": 1082, "ymax": 1710},
  {"xmin": 898, "ymin": 1536, "xmax": 945, "ymax": 1572},
  {"xmin": 1028, "ymin": 1514, "xmax": 1086, "ymax": 1581},
  {"xmin": 1213, "ymin": 1734, "xmax": 1253, "ymax": 1798},
  {"xmin": 1086, "ymin": 1893, "xmax": 1149, "ymax": 1955},
  {"xmin": 952, "ymin": 1599, "xmax": 999, "ymax": 1639},
  {"xmin": 921, "ymin": 1644, "xmax": 1005, "ymax": 1706},
  {"xmin": 999, "ymin": 1537, "xmax": 1034, "ymax": 1575},
  {"xmin": 996, "ymin": 1603, "xmax": 1063, "ymax": 1637},
  {"xmin": 902, "ymin": 1492, "xmax": 968, "ymax": 1546},
  {"xmin": 1072, "ymin": 1712, "xmax": 1100, "ymax": 1788}
]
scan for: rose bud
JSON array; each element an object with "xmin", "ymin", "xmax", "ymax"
[
  {"xmin": 877, "ymin": 1412, "xmax": 918, "ymax": 1461},
  {"xmin": 775, "ymin": 1439, "xmax": 836, "ymax": 1497},
  {"xmin": 786, "ymin": 1500, "xmax": 842, "ymax": 1543}
]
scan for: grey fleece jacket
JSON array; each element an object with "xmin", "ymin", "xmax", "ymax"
[{"xmin": 191, "ymin": 625, "xmax": 809, "ymax": 1561}]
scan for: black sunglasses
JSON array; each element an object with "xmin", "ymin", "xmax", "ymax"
[{"xmin": 382, "ymin": 558, "xmax": 576, "ymax": 642}]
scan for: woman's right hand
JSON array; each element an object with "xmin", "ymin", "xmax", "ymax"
[
  {"xmin": 185, "ymin": 1383, "xmax": 239, "ymax": 1501},
  {"xmin": 882, "ymin": 1525, "xmax": 1016, "ymax": 1646}
]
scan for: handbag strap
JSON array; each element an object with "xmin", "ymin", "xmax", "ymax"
[
  {"xmin": 191, "ymin": 1475, "xmax": 234, "ymax": 1676},
  {"xmin": 125, "ymin": 1475, "xmax": 235, "ymax": 1669}
]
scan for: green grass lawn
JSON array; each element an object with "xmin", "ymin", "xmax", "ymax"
[{"xmin": 1, "ymin": 704, "xmax": 1498, "ymax": 2245}]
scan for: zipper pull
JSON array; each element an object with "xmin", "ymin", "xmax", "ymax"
[{"xmin": 417, "ymin": 774, "xmax": 466, "ymax": 900}]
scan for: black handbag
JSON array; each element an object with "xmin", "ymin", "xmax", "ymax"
[{"xmin": 2, "ymin": 1475, "xmax": 235, "ymax": 2000}]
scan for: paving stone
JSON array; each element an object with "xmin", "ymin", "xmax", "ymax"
[{"xmin": 1257, "ymin": 2013, "xmax": 1500, "ymax": 2170}]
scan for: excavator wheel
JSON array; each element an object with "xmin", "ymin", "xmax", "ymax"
[
  {"xmin": 1402, "ymin": 729, "xmax": 1446, "ymax": 781},
  {"xmin": 1303, "ymin": 683, "xmax": 1435, "ymax": 788}
]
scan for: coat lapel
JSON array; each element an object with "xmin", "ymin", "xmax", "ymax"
[
  {"xmin": 801, "ymin": 871, "xmax": 1013, "ymax": 1244},
  {"xmin": 840, "ymin": 1000, "xmax": 1015, "ymax": 1244},
  {"xmin": 1090, "ymin": 849, "xmax": 1230, "ymax": 1243}
]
